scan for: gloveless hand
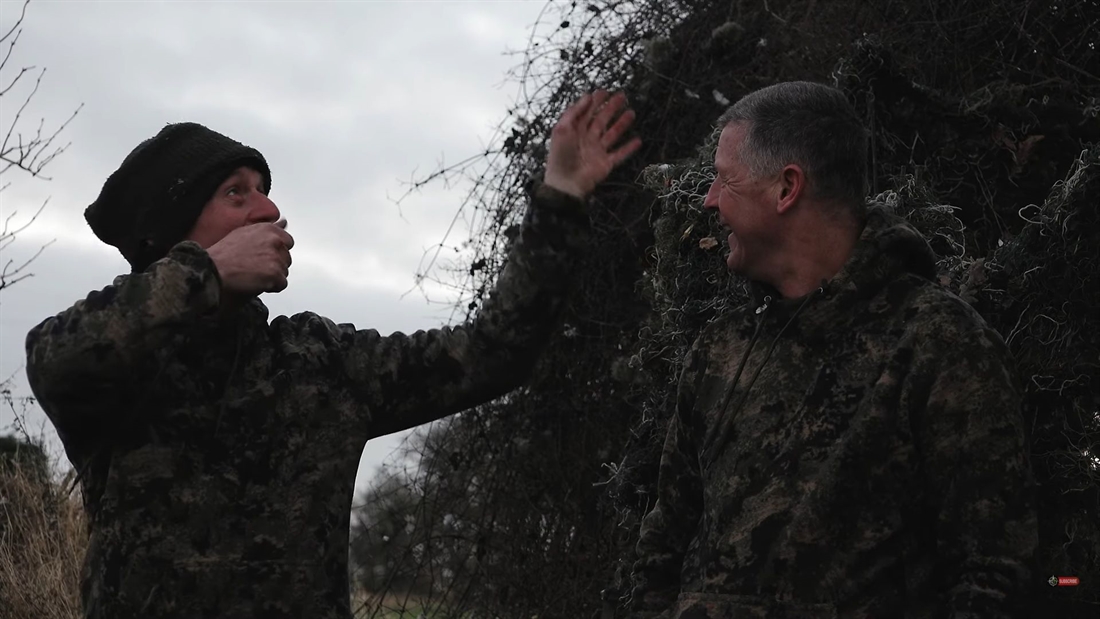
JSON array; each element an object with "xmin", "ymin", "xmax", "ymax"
[
  {"xmin": 207, "ymin": 219, "xmax": 294, "ymax": 297},
  {"xmin": 543, "ymin": 90, "xmax": 643, "ymax": 200}
]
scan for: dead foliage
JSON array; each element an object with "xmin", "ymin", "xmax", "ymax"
[{"xmin": 0, "ymin": 437, "xmax": 86, "ymax": 619}]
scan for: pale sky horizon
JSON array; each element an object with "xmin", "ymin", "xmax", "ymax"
[{"xmin": 0, "ymin": 0, "xmax": 557, "ymax": 494}]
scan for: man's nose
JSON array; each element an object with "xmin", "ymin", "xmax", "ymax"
[
  {"xmin": 703, "ymin": 178, "xmax": 719, "ymax": 210},
  {"xmin": 251, "ymin": 193, "xmax": 281, "ymax": 223}
]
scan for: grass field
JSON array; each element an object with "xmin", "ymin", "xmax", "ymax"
[{"xmin": 0, "ymin": 462, "xmax": 86, "ymax": 619}]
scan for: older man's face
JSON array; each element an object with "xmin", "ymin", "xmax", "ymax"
[
  {"xmin": 186, "ymin": 166, "xmax": 280, "ymax": 249},
  {"xmin": 703, "ymin": 123, "xmax": 783, "ymax": 278}
]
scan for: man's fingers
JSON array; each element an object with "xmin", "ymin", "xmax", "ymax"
[
  {"xmin": 277, "ymin": 228, "xmax": 295, "ymax": 250},
  {"xmin": 584, "ymin": 90, "xmax": 611, "ymax": 129},
  {"xmin": 590, "ymin": 92, "xmax": 628, "ymax": 134},
  {"xmin": 600, "ymin": 108, "xmax": 637, "ymax": 149},
  {"xmin": 559, "ymin": 93, "xmax": 593, "ymax": 127},
  {"xmin": 609, "ymin": 136, "xmax": 643, "ymax": 168},
  {"xmin": 271, "ymin": 220, "xmax": 294, "ymax": 248}
]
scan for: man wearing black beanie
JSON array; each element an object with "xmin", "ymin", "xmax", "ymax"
[{"xmin": 26, "ymin": 91, "xmax": 641, "ymax": 619}]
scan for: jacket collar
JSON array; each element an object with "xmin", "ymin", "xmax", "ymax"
[{"xmin": 744, "ymin": 205, "xmax": 938, "ymax": 325}]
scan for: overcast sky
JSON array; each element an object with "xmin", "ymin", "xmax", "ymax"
[{"xmin": 0, "ymin": 0, "xmax": 555, "ymax": 492}]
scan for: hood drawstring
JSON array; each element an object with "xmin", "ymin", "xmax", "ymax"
[
  {"xmin": 700, "ymin": 295, "xmax": 771, "ymax": 460},
  {"xmin": 702, "ymin": 287, "xmax": 822, "ymax": 469}
]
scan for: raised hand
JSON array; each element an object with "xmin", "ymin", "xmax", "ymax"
[
  {"xmin": 206, "ymin": 219, "xmax": 294, "ymax": 297},
  {"xmin": 543, "ymin": 90, "xmax": 642, "ymax": 199}
]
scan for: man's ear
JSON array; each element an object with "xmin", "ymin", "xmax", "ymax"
[{"xmin": 775, "ymin": 164, "xmax": 806, "ymax": 215}]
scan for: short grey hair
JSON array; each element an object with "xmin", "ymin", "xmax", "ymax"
[{"xmin": 717, "ymin": 81, "xmax": 869, "ymax": 211}]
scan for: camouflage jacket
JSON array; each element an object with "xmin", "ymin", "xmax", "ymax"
[
  {"xmin": 26, "ymin": 183, "xmax": 588, "ymax": 619},
  {"xmin": 630, "ymin": 207, "xmax": 1037, "ymax": 619}
]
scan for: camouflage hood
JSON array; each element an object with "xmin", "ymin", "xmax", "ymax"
[
  {"xmin": 747, "ymin": 204, "xmax": 938, "ymax": 319},
  {"xmin": 824, "ymin": 204, "xmax": 938, "ymax": 294}
]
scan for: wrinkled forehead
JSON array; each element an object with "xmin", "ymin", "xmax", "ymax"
[{"xmin": 714, "ymin": 122, "xmax": 750, "ymax": 171}]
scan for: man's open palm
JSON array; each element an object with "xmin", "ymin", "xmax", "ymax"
[{"xmin": 544, "ymin": 90, "xmax": 642, "ymax": 199}]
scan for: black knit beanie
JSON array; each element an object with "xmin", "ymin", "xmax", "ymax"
[{"xmin": 85, "ymin": 122, "xmax": 271, "ymax": 272}]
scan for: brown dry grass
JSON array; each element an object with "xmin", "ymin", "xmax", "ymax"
[{"xmin": 0, "ymin": 464, "xmax": 86, "ymax": 619}]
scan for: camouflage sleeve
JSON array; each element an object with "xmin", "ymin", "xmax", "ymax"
[
  {"xmin": 907, "ymin": 306, "xmax": 1038, "ymax": 619},
  {"xmin": 338, "ymin": 182, "xmax": 590, "ymax": 439},
  {"xmin": 24, "ymin": 242, "xmax": 221, "ymax": 458},
  {"xmin": 629, "ymin": 346, "xmax": 706, "ymax": 618}
]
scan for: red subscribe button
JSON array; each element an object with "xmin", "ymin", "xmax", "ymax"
[{"xmin": 1047, "ymin": 575, "xmax": 1079, "ymax": 587}]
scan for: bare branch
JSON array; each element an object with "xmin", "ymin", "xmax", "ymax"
[
  {"xmin": 0, "ymin": 0, "xmax": 83, "ymax": 181},
  {"xmin": 0, "ymin": 196, "xmax": 49, "ymax": 247},
  {"xmin": 0, "ymin": 67, "xmax": 84, "ymax": 181},
  {"xmin": 0, "ymin": 0, "xmax": 78, "ymax": 293},
  {"xmin": 0, "ymin": 51, "xmax": 29, "ymax": 95},
  {"xmin": 0, "ymin": 236, "xmax": 53, "ymax": 293},
  {"xmin": 0, "ymin": 0, "xmax": 29, "ymax": 49}
]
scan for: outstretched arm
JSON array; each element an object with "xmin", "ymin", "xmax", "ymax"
[{"xmin": 331, "ymin": 91, "xmax": 642, "ymax": 437}]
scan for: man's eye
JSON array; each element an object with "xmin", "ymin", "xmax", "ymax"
[{"xmin": 226, "ymin": 186, "xmax": 240, "ymax": 196}]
